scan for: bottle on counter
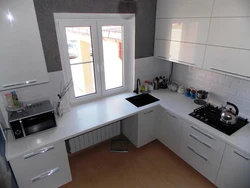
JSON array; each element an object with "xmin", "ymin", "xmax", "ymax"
[
  {"xmin": 5, "ymin": 93, "xmax": 14, "ymax": 108},
  {"xmin": 11, "ymin": 91, "xmax": 19, "ymax": 107},
  {"xmin": 144, "ymin": 80, "xmax": 149, "ymax": 91},
  {"xmin": 141, "ymin": 84, "xmax": 146, "ymax": 93}
]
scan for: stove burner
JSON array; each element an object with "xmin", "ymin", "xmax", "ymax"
[{"xmin": 189, "ymin": 104, "xmax": 249, "ymax": 136}]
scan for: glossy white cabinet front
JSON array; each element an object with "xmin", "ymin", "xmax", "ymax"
[
  {"xmin": 203, "ymin": 46, "xmax": 250, "ymax": 79},
  {"xmin": 155, "ymin": 18, "xmax": 210, "ymax": 44},
  {"xmin": 0, "ymin": 0, "xmax": 49, "ymax": 91},
  {"xmin": 154, "ymin": 39, "xmax": 205, "ymax": 68},
  {"xmin": 212, "ymin": 0, "xmax": 250, "ymax": 17},
  {"xmin": 208, "ymin": 18, "xmax": 250, "ymax": 50},
  {"xmin": 216, "ymin": 144, "xmax": 250, "ymax": 188},
  {"xmin": 156, "ymin": 0, "xmax": 214, "ymax": 18}
]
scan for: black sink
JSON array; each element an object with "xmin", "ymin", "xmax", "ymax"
[{"xmin": 126, "ymin": 94, "xmax": 159, "ymax": 107}]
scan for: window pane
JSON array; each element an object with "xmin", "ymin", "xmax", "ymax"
[
  {"xmin": 101, "ymin": 26, "xmax": 123, "ymax": 90},
  {"xmin": 65, "ymin": 27, "xmax": 96, "ymax": 97},
  {"xmin": 71, "ymin": 63, "xmax": 96, "ymax": 98}
]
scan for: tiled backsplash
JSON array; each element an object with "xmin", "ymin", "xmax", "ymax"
[
  {"xmin": 135, "ymin": 57, "xmax": 170, "ymax": 85},
  {"xmin": 173, "ymin": 63, "xmax": 250, "ymax": 117}
]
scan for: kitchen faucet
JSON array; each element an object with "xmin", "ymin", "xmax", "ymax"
[{"xmin": 133, "ymin": 78, "xmax": 141, "ymax": 94}]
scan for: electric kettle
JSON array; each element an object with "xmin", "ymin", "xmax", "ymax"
[{"xmin": 220, "ymin": 102, "xmax": 239, "ymax": 125}]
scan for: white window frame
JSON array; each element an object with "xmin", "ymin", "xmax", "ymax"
[{"xmin": 54, "ymin": 13, "xmax": 135, "ymax": 105}]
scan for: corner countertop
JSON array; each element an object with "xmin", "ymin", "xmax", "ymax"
[{"xmin": 5, "ymin": 90, "xmax": 250, "ymax": 161}]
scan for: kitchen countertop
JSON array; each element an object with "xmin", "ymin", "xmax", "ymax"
[{"xmin": 5, "ymin": 90, "xmax": 250, "ymax": 161}]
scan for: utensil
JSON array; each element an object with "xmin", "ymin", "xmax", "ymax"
[{"xmin": 220, "ymin": 102, "xmax": 239, "ymax": 125}]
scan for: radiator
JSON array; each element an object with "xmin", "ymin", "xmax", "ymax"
[{"xmin": 68, "ymin": 121, "xmax": 121, "ymax": 153}]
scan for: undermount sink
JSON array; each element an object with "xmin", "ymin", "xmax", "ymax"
[{"xmin": 126, "ymin": 94, "xmax": 159, "ymax": 107}]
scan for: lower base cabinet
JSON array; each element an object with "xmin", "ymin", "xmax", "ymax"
[
  {"xmin": 216, "ymin": 145, "xmax": 250, "ymax": 188},
  {"xmin": 10, "ymin": 141, "xmax": 72, "ymax": 188},
  {"xmin": 122, "ymin": 107, "xmax": 157, "ymax": 148},
  {"xmin": 156, "ymin": 108, "xmax": 182, "ymax": 155}
]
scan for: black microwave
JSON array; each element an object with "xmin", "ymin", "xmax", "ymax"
[{"xmin": 8, "ymin": 100, "xmax": 57, "ymax": 139}]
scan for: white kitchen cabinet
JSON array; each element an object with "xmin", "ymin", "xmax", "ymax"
[
  {"xmin": 122, "ymin": 107, "xmax": 157, "ymax": 148},
  {"xmin": 0, "ymin": 0, "xmax": 49, "ymax": 91},
  {"xmin": 156, "ymin": 0, "xmax": 214, "ymax": 18},
  {"xmin": 203, "ymin": 46, "xmax": 250, "ymax": 80},
  {"xmin": 212, "ymin": 0, "xmax": 250, "ymax": 17},
  {"xmin": 156, "ymin": 108, "xmax": 182, "ymax": 155},
  {"xmin": 10, "ymin": 142, "xmax": 72, "ymax": 188},
  {"xmin": 154, "ymin": 39, "xmax": 205, "ymax": 68},
  {"xmin": 180, "ymin": 121, "xmax": 226, "ymax": 183},
  {"xmin": 207, "ymin": 18, "xmax": 250, "ymax": 50},
  {"xmin": 216, "ymin": 144, "xmax": 250, "ymax": 188},
  {"xmin": 155, "ymin": 18, "xmax": 210, "ymax": 44}
]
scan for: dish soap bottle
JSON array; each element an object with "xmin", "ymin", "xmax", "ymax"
[
  {"xmin": 11, "ymin": 91, "xmax": 19, "ymax": 107},
  {"xmin": 141, "ymin": 84, "xmax": 145, "ymax": 93}
]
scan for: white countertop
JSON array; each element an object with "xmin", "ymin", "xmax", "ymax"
[{"xmin": 5, "ymin": 90, "xmax": 250, "ymax": 161}]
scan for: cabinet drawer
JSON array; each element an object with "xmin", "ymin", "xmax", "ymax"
[
  {"xmin": 10, "ymin": 142, "xmax": 72, "ymax": 188},
  {"xmin": 180, "ymin": 142, "xmax": 219, "ymax": 183}
]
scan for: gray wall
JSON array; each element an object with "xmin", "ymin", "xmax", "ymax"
[{"xmin": 33, "ymin": 0, "xmax": 157, "ymax": 72}]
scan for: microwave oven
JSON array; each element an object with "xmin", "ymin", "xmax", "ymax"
[{"xmin": 8, "ymin": 100, "xmax": 56, "ymax": 139}]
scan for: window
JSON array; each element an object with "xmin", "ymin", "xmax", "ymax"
[{"xmin": 55, "ymin": 14, "xmax": 135, "ymax": 104}]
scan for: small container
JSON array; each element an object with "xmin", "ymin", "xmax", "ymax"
[
  {"xmin": 5, "ymin": 93, "xmax": 14, "ymax": 108},
  {"xmin": 190, "ymin": 89, "xmax": 196, "ymax": 99},
  {"xmin": 11, "ymin": 91, "xmax": 19, "ymax": 107},
  {"xmin": 141, "ymin": 84, "xmax": 145, "ymax": 93},
  {"xmin": 185, "ymin": 88, "xmax": 191, "ymax": 97},
  {"xmin": 144, "ymin": 81, "xmax": 149, "ymax": 91}
]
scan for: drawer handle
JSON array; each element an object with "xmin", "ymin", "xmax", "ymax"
[
  {"xmin": 234, "ymin": 151, "xmax": 250, "ymax": 161},
  {"xmin": 189, "ymin": 134, "xmax": 211, "ymax": 148},
  {"xmin": 166, "ymin": 111, "xmax": 177, "ymax": 118},
  {"xmin": 144, "ymin": 110, "xmax": 153, "ymax": 115},
  {"xmin": 187, "ymin": 145, "xmax": 208, "ymax": 161},
  {"xmin": 191, "ymin": 126, "xmax": 214, "ymax": 140},
  {"xmin": 210, "ymin": 68, "xmax": 250, "ymax": 79},
  {"xmin": 3, "ymin": 80, "xmax": 37, "ymax": 88},
  {"xmin": 31, "ymin": 167, "xmax": 59, "ymax": 183},
  {"xmin": 24, "ymin": 145, "xmax": 54, "ymax": 159}
]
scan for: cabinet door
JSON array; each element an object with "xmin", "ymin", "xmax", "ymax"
[
  {"xmin": 138, "ymin": 107, "xmax": 156, "ymax": 148},
  {"xmin": 154, "ymin": 39, "xmax": 205, "ymax": 68},
  {"xmin": 156, "ymin": 108, "xmax": 182, "ymax": 155},
  {"xmin": 216, "ymin": 145, "xmax": 250, "ymax": 188},
  {"xmin": 155, "ymin": 18, "xmax": 210, "ymax": 44},
  {"xmin": 0, "ymin": 0, "xmax": 48, "ymax": 91},
  {"xmin": 212, "ymin": 0, "xmax": 250, "ymax": 17},
  {"xmin": 203, "ymin": 46, "xmax": 250, "ymax": 80},
  {"xmin": 156, "ymin": 0, "xmax": 214, "ymax": 18},
  {"xmin": 207, "ymin": 18, "xmax": 250, "ymax": 50}
]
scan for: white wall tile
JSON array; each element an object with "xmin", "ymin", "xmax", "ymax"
[{"xmin": 173, "ymin": 63, "xmax": 250, "ymax": 117}]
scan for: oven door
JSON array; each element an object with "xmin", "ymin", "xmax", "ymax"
[{"xmin": 22, "ymin": 111, "xmax": 56, "ymax": 136}]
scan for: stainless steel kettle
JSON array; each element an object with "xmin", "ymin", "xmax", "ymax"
[{"xmin": 220, "ymin": 102, "xmax": 239, "ymax": 125}]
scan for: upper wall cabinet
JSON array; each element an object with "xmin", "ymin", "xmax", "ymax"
[
  {"xmin": 207, "ymin": 18, "xmax": 250, "ymax": 50},
  {"xmin": 156, "ymin": 0, "xmax": 214, "ymax": 18},
  {"xmin": 155, "ymin": 18, "xmax": 210, "ymax": 44},
  {"xmin": 0, "ymin": 0, "xmax": 49, "ymax": 91},
  {"xmin": 212, "ymin": 0, "xmax": 250, "ymax": 17},
  {"xmin": 154, "ymin": 39, "xmax": 205, "ymax": 68},
  {"xmin": 203, "ymin": 46, "xmax": 250, "ymax": 80}
]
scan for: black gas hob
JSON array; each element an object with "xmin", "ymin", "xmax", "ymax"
[{"xmin": 189, "ymin": 104, "xmax": 249, "ymax": 136}]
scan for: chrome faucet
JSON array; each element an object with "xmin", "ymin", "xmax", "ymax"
[{"xmin": 133, "ymin": 78, "xmax": 141, "ymax": 94}]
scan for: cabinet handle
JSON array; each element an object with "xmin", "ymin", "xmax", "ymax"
[
  {"xmin": 187, "ymin": 145, "xmax": 208, "ymax": 161},
  {"xmin": 189, "ymin": 134, "xmax": 211, "ymax": 148},
  {"xmin": 3, "ymin": 80, "xmax": 37, "ymax": 88},
  {"xmin": 24, "ymin": 145, "xmax": 54, "ymax": 159},
  {"xmin": 144, "ymin": 110, "xmax": 153, "ymax": 115},
  {"xmin": 166, "ymin": 111, "xmax": 177, "ymax": 118},
  {"xmin": 234, "ymin": 151, "xmax": 250, "ymax": 161},
  {"xmin": 191, "ymin": 126, "xmax": 214, "ymax": 140},
  {"xmin": 31, "ymin": 167, "xmax": 59, "ymax": 183},
  {"xmin": 210, "ymin": 68, "xmax": 250, "ymax": 79}
]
